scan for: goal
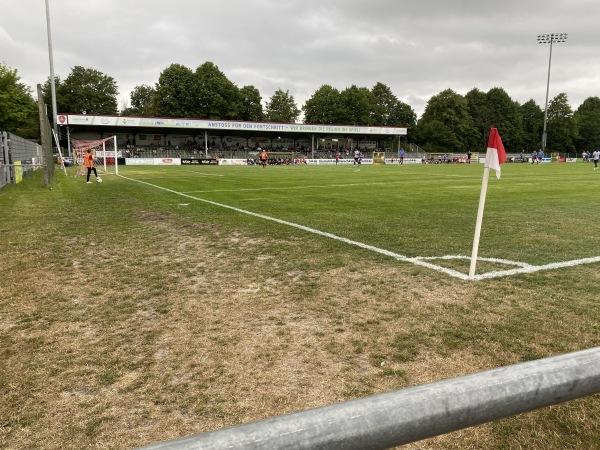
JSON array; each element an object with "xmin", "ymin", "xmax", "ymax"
[
  {"xmin": 71, "ymin": 136, "xmax": 119, "ymax": 176},
  {"xmin": 264, "ymin": 151, "xmax": 297, "ymax": 165},
  {"xmin": 372, "ymin": 151, "xmax": 386, "ymax": 165}
]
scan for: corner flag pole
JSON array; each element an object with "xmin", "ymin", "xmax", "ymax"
[
  {"xmin": 469, "ymin": 128, "xmax": 507, "ymax": 279},
  {"xmin": 469, "ymin": 166, "xmax": 490, "ymax": 279}
]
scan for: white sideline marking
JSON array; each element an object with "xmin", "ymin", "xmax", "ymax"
[
  {"xmin": 183, "ymin": 170, "xmax": 224, "ymax": 177},
  {"xmin": 119, "ymin": 175, "xmax": 600, "ymax": 280},
  {"xmin": 183, "ymin": 180, "xmax": 408, "ymax": 194}
]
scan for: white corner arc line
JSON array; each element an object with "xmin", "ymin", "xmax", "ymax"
[{"xmin": 119, "ymin": 175, "xmax": 600, "ymax": 280}]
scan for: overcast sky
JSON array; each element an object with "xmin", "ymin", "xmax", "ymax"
[{"xmin": 2, "ymin": 0, "xmax": 599, "ymax": 120}]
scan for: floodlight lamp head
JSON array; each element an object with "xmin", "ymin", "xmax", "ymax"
[{"xmin": 537, "ymin": 33, "xmax": 568, "ymax": 44}]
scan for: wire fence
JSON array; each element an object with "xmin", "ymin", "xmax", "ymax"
[
  {"xmin": 0, "ymin": 131, "xmax": 45, "ymax": 189},
  {"xmin": 0, "ymin": 85, "xmax": 55, "ymax": 189}
]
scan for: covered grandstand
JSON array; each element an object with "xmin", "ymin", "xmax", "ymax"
[{"xmin": 57, "ymin": 114, "xmax": 408, "ymax": 160}]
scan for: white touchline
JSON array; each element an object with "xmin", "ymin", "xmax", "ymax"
[{"xmin": 119, "ymin": 175, "xmax": 600, "ymax": 281}]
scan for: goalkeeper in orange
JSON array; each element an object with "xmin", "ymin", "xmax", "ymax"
[{"xmin": 84, "ymin": 149, "xmax": 102, "ymax": 183}]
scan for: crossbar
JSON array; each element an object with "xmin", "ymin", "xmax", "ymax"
[{"xmin": 137, "ymin": 347, "xmax": 600, "ymax": 450}]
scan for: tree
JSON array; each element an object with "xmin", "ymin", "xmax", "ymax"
[
  {"xmin": 193, "ymin": 62, "xmax": 242, "ymax": 119},
  {"xmin": 239, "ymin": 85, "xmax": 264, "ymax": 121},
  {"xmin": 0, "ymin": 63, "xmax": 38, "ymax": 138},
  {"xmin": 154, "ymin": 64, "xmax": 196, "ymax": 117},
  {"xmin": 122, "ymin": 84, "xmax": 156, "ymax": 116},
  {"xmin": 265, "ymin": 88, "xmax": 300, "ymax": 123},
  {"xmin": 58, "ymin": 66, "xmax": 118, "ymax": 114},
  {"xmin": 546, "ymin": 93, "xmax": 578, "ymax": 152},
  {"xmin": 466, "ymin": 88, "xmax": 494, "ymax": 148},
  {"xmin": 414, "ymin": 89, "xmax": 478, "ymax": 152},
  {"xmin": 520, "ymin": 99, "xmax": 544, "ymax": 152},
  {"xmin": 574, "ymin": 96, "xmax": 600, "ymax": 153},
  {"xmin": 337, "ymin": 85, "xmax": 377, "ymax": 125},
  {"xmin": 485, "ymin": 87, "xmax": 524, "ymax": 151},
  {"xmin": 371, "ymin": 82, "xmax": 416, "ymax": 127},
  {"xmin": 303, "ymin": 84, "xmax": 341, "ymax": 124}
]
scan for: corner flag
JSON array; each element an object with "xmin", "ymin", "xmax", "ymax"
[
  {"xmin": 469, "ymin": 127, "xmax": 507, "ymax": 279},
  {"xmin": 484, "ymin": 128, "xmax": 507, "ymax": 179}
]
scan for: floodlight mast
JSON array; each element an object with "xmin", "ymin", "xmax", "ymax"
[
  {"xmin": 537, "ymin": 33, "xmax": 568, "ymax": 151},
  {"xmin": 45, "ymin": 0, "xmax": 59, "ymax": 140}
]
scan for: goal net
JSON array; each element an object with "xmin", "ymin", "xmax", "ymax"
[{"xmin": 71, "ymin": 136, "xmax": 119, "ymax": 176}]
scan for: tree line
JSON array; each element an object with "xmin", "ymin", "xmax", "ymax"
[{"xmin": 2, "ymin": 61, "xmax": 599, "ymax": 153}]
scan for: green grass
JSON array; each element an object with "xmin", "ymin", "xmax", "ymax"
[
  {"xmin": 1, "ymin": 162, "xmax": 599, "ymax": 450},
  {"xmin": 117, "ymin": 162, "xmax": 600, "ymax": 267}
]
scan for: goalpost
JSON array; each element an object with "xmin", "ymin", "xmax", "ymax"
[{"xmin": 71, "ymin": 136, "xmax": 119, "ymax": 176}]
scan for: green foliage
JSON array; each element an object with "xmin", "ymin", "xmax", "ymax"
[
  {"xmin": 239, "ymin": 85, "xmax": 264, "ymax": 121},
  {"xmin": 485, "ymin": 87, "xmax": 524, "ymax": 151},
  {"xmin": 415, "ymin": 89, "xmax": 478, "ymax": 152},
  {"xmin": 265, "ymin": 88, "xmax": 300, "ymax": 123},
  {"xmin": 153, "ymin": 64, "xmax": 195, "ymax": 118},
  {"xmin": 193, "ymin": 62, "xmax": 242, "ymax": 119},
  {"xmin": 122, "ymin": 84, "xmax": 156, "ymax": 116},
  {"xmin": 574, "ymin": 96, "xmax": 600, "ymax": 152},
  {"xmin": 303, "ymin": 84, "xmax": 341, "ymax": 124},
  {"xmin": 371, "ymin": 82, "xmax": 416, "ymax": 127},
  {"xmin": 520, "ymin": 99, "xmax": 544, "ymax": 152},
  {"xmin": 466, "ymin": 88, "xmax": 494, "ymax": 148},
  {"xmin": 152, "ymin": 62, "xmax": 253, "ymax": 120},
  {"xmin": 546, "ymin": 93, "xmax": 578, "ymax": 152},
  {"xmin": 337, "ymin": 85, "xmax": 377, "ymax": 125},
  {"xmin": 0, "ymin": 63, "xmax": 38, "ymax": 135},
  {"xmin": 464, "ymin": 87, "xmax": 524, "ymax": 151},
  {"xmin": 57, "ymin": 66, "xmax": 118, "ymax": 114}
]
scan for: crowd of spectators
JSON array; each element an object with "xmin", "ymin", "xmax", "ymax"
[{"xmin": 123, "ymin": 139, "xmax": 378, "ymax": 160}]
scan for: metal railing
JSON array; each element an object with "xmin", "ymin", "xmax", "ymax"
[{"xmin": 137, "ymin": 347, "xmax": 600, "ymax": 450}]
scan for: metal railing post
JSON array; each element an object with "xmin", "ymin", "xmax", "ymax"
[{"xmin": 137, "ymin": 347, "xmax": 600, "ymax": 450}]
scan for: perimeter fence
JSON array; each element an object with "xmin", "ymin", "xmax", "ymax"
[
  {"xmin": 0, "ymin": 131, "xmax": 45, "ymax": 189},
  {"xmin": 0, "ymin": 85, "xmax": 55, "ymax": 190}
]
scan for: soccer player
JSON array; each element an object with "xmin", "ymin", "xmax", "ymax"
[
  {"xmin": 259, "ymin": 148, "xmax": 268, "ymax": 168},
  {"xmin": 354, "ymin": 149, "xmax": 360, "ymax": 165},
  {"xmin": 593, "ymin": 149, "xmax": 600, "ymax": 170},
  {"xmin": 399, "ymin": 148, "xmax": 405, "ymax": 165},
  {"xmin": 84, "ymin": 149, "xmax": 102, "ymax": 183},
  {"xmin": 531, "ymin": 149, "xmax": 537, "ymax": 164}
]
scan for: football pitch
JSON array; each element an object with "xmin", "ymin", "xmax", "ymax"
[
  {"xmin": 1, "ymin": 162, "xmax": 599, "ymax": 449},
  {"xmin": 119, "ymin": 162, "xmax": 600, "ymax": 279}
]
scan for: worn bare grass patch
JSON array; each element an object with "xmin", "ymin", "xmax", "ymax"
[{"xmin": 2, "ymin": 189, "xmax": 600, "ymax": 449}]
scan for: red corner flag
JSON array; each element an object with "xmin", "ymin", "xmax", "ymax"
[{"xmin": 484, "ymin": 128, "xmax": 507, "ymax": 179}]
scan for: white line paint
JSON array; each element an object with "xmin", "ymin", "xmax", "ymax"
[
  {"xmin": 182, "ymin": 180, "xmax": 408, "ymax": 194},
  {"xmin": 181, "ymin": 170, "xmax": 224, "ymax": 177},
  {"xmin": 119, "ymin": 175, "xmax": 600, "ymax": 280}
]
